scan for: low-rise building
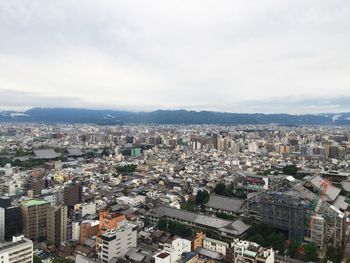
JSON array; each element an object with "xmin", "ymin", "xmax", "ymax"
[
  {"xmin": 147, "ymin": 206, "xmax": 250, "ymax": 240},
  {"xmin": 203, "ymin": 237, "xmax": 229, "ymax": 256},
  {"xmin": 205, "ymin": 194, "xmax": 243, "ymax": 216},
  {"xmin": 154, "ymin": 238, "xmax": 191, "ymax": 263},
  {"xmin": 233, "ymin": 240, "xmax": 274, "ymax": 263}
]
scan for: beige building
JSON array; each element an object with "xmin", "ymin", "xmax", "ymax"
[
  {"xmin": 0, "ymin": 235, "xmax": 33, "ymax": 263},
  {"xmin": 47, "ymin": 205, "xmax": 68, "ymax": 246},
  {"xmin": 21, "ymin": 199, "xmax": 49, "ymax": 242}
]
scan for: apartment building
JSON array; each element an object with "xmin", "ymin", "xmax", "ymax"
[
  {"xmin": 0, "ymin": 235, "xmax": 33, "ymax": 263},
  {"xmin": 99, "ymin": 222, "xmax": 137, "ymax": 263},
  {"xmin": 47, "ymin": 205, "xmax": 68, "ymax": 246},
  {"xmin": 21, "ymin": 199, "xmax": 49, "ymax": 242}
]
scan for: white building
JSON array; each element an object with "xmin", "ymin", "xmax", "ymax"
[
  {"xmin": 154, "ymin": 251, "xmax": 171, "ymax": 263},
  {"xmin": 98, "ymin": 222, "xmax": 137, "ymax": 263},
  {"xmin": 248, "ymin": 141, "xmax": 259, "ymax": 153},
  {"xmin": 71, "ymin": 221, "xmax": 81, "ymax": 242},
  {"xmin": 0, "ymin": 180, "xmax": 23, "ymax": 196},
  {"xmin": 0, "ymin": 208, "xmax": 4, "ymax": 242},
  {"xmin": 80, "ymin": 202, "xmax": 96, "ymax": 217},
  {"xmin": 42, "ymin": 194, "xmax": 57, "ymax": 205},
  {"xmin": 203, "ymin": 237, "xmax": 229, "ymax": 256},
  {"xmin": 233, "ymin": 240, "xmax": 274, "ymax": 263},
  {"xmin": 154, "ymin": 238, "xmax": 191, "ymax": 263},
  {"xmin": 0, "ymin": 235, "xmax": 33, "ymax": 263}
]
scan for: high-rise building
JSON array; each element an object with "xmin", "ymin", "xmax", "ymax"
[
  {"xmin": 21, "ymin": 199, "xmax": 49, "ymax": 242},
  {"xmin": 96, "ymin": 210, "xmax": 126, "ymax": 248},
  {"xmin": 0, "ymin": 207, "xmax": 22, "ymax": 242},
  {"xmin": 279, "ymin": 144, "xmax": 291, "ymax": 154},
  {"xmin": 0, "ymin": 198, "xmax": 22, "ymax": 242},
  {"xmin": 47, "ymin": 205, "xmax": 68, "ymax": 246},
  {"xmin": 217, "ymin": 138, "xmax": 228, "ymax": 151},
  {"xmin": 64, "ymin": 182, "xmax": 82, "ymax": 207},
  {"xmin": 71, "ymin": 221, "xmax": 80, "ymax": 242},
  {"xmin": 98, "ymin": 222, "xmax": 137, "ymax": 263},
  {"xmin": 329, "ymin": 146, "xmax": 339, "ymax": 158},
  {"xmin": 0, "ymin": 235, "xmax": 33, "ymax": 263},
  {"xmin": 248, "ymin": 141, "xmax": 259, "ymax": 153}
]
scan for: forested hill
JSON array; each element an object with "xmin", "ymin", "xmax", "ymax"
[{"xmin": 1, "ymin": 107, "xmax": 350, "ymax": 125}]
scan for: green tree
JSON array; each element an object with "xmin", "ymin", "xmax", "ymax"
[
  {"xmin": 15, "ymin": 149, "xmax": 30, "ymax": 157},
  {"xmin": 116, "ymin": 164, "xmax": 137, "ymax": 174},
  {"xmin": 33, "ymin": 255, "xmax": 42, "ymax": 263},
  {"xmin": 157, "ymin": 218, "xmax": 168, "ymax": 231},
  {"xmin": 53, "ymin": 258, "xmax": 74, "ymax": 263},
  {"xmin": 303, "ymin": 243, "xmax": 319, "ymax": 262},
  {"xmin": 250, "ymin": 233, "xmax": 265, "ymax": 245},
  {"xmin": 215, "ymin": 212, "xmax": 235, "ymax": 220},
  {"xmin": 156, "ymin": 219, "xmax": 193, "ymax": 237},
  {"xmin": 101, "ymin": 147, "xmax": 110, "ymax": 157},
  {"xmin": 325, "ymin": 246, "xmax": 342, "ymax": 263},
  {"xmin": 181, "ymin": 201, "xmax": 197, "ymax": 212},
  {"xmin": 232, "ymin": 189, "xmax": 247, "ymax": 199},
  {"xmin": 283, "ymin": 165, "xmax": 298, "ymax": 175},
  {"xmin": 266, "ymin": 232, "xmax": 285, "ymax": 253},
  {"xmin": 287, "ymin": 241, "xmax": 299, "ymax": 258},
  {"xmin": 246, "ymin": 224, "xmax": 287, "ymax": 254},
  {"xmin": 196, "ymin": 190, "xmax": 210, "ymax": 205},
  {"xmin": 214, "ymin": 182, "xmax": 226, "ymax": 195},
  {"xmin": 86, "ymin": 151, "xmax": 95, "ymax": 159}
]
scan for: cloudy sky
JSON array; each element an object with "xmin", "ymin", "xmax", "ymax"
[{"xmin": 0, "ymin": 0, "xmax": 350, "ymax": 113}]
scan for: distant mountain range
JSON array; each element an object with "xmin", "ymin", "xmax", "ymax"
[{"xmin": 1, "ymin": 107, "xmax": 350, "ymax": 125}]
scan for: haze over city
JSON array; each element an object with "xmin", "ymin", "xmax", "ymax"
[{"xmin": 1, "ymin": 0, "xmax": 350, "ymax": 113}]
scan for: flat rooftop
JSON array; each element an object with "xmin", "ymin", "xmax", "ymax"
[
  {"xmin": 0, "ymin": 238, "xmax": 32, "ymax": 253},
  {"xmin": 156, "ymin": 251, "xmax": 171, "ymax": 259},
  {"xmin": 23, "ymin": 199, "xmax": 49, "ymax": 207}
]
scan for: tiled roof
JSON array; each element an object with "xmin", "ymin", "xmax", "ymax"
[{"xmin": 205, "ymin": 194, "xmax": 243, "ymax": 212}]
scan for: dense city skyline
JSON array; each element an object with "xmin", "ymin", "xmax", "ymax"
[{"xmin": 1, "ymin": 1, "xmax": 350, "ymax": 263}]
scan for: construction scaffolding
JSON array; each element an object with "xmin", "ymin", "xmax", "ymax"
[{"xmin": 241, "ymin": 176, "xmax": 344, "ymax": 248}]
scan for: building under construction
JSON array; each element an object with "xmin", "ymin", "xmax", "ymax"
[
  {"xmin": 247, "ymin": 190, "xmax": 309, "ymax": 241},
  {"xmin": 241, "ymin": 176, "xmax": 345, "ymax": 249}
]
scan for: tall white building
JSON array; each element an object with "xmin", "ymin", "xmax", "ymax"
[
  {"xmin": 0, "ymin": 235, "xmax": 33, "ymax": 263},
  {"xmin": 71, "ymin": 221, "xmax": 81, "ymax": 242},
  {"xmin": 248, "ymin": 141, "xmax": 259, "ymax": 153},
  {"xmin": 98, "ymin": 222, "xmax": 137, "ymax": 263},
  {"xmin": 0, "ymin": 208, "xmax": 4, "ymax": 242}
]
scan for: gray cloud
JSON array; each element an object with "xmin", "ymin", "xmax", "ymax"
[
  {"xmin": 0, "ymin": 89, "xmax": 83, "ymax": 110},
  {"xmin": 0, "ymin": 1, "xmax": 350, "ymax": 113}
]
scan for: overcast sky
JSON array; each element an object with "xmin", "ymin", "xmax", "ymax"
[{"xmin": 1, "ymin": 0, "xmax": 350, "ymax": 113}]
